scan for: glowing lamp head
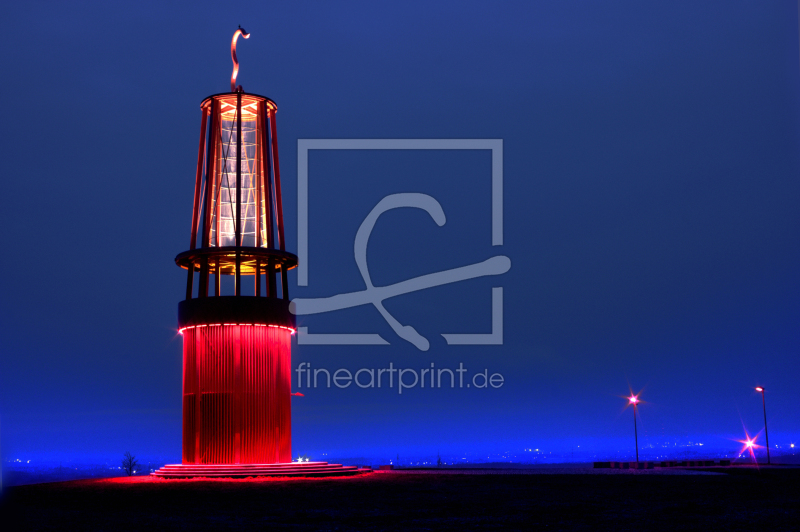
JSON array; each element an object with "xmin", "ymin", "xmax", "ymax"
[
  {"xmin": 745, "ymin": 439, "xmax": 754, "ymax": 448},
  {"xmin": 628, "ymin": 395, "xmax": 639, "ymax": 405},
  {"xmin": 755, "ymin": 387, "xmax": 764, "ymax": 392}
]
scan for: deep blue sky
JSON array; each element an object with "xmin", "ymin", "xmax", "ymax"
[{"xmin": 1, "ymin": 1, "xmax": 798, "ymax": 463}]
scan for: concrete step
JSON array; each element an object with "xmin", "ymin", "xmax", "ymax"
[{"xmin": 151, "ymin": 462, "xmax": 371, "ymax": 478}]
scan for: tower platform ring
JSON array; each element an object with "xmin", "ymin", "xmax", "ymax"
[
  {"xmin": 178, "ymin": 296, "xmax": 296, "ymax": 330},
  {"xmin": 200, "ymin": 91, "xmax": 277, "ymax": 113},
  {"xmin": 176, "ymin": 247, "xmax": 298, "ymax": 275}
]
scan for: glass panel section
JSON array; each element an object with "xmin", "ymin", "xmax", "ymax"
[{"xmin": 210, "ymin": 96, "xmax": 262, "ymax": 247}]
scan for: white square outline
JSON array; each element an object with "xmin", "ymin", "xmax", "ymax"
[{"xmin": 296, "ymin": 139, "xmax": 503, "ymax": 345}]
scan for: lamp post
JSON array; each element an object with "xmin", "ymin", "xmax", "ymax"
[
  {"xmin": 755, "ymin": 387, "xmax": 770, "ymax": 465},
  {"xmin": 628, "ymin": 394, "xmax": 640, "ymax": 463}
]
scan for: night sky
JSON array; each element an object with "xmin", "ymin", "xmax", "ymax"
[{"xmin": 1, "ymin": 1, "xmax": 798, "ymax": 464}]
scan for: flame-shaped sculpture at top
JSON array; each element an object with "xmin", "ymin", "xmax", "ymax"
[{"xmin": 231, "ymin": 26, "xmax": 250, "ymax": 92}]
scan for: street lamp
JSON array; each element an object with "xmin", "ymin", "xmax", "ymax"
[
  {"xmin": 755, "ymin": 387, "xmax": 770, "ymax": 465},
  {"xmin": 628, "ymin": 394, "xmax": 640, "ymax": 463}
]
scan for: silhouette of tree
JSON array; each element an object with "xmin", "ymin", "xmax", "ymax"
[{"xmin": 122, "ymin": 451, "xmax": 139, "ymax": 476}]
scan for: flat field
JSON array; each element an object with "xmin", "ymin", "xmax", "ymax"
[{"xmin": 2, "ymin": 466, "xmax": 798, "ymax": 530}]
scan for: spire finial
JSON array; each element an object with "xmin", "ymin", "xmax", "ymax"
[{"xmin": 231, "ymin": 26, "xmax": 250, "ymax": 92}]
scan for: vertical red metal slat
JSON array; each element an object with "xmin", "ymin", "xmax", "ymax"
[
  {"xmin": 262, "ymin": 104, "xmax": 276, "ymax": 297},
  {"xmin": 254, "ymin": 103, "xmax": 263, "ymax": 296},
  {"xmin": 190, "ymin": 107, "xmax": 209, "ymax": 250},
  {"xmin": 268, "ymin": 327, "xmax": 274, "ymax": 462},
  {"xmin": 234, "ymin": 325, "xmax": 241, "ymax": 463},
  {"xmin": 268, "ymin": 110, "xmax": 290, "ymax": 300},
  {"xmin": 248, "ymin": 327, "xmax": 253, "ymax": 462},
  {"xmin": 186, "ymin": 107, "xmax": 209, "ymax": 301},
  {"xmin": 199, "ymin": 100, "xmax": 219, "ymax": 298},
  {"xmin": 271, "ymin": 327, "xmax": 277, "ymax": 462},
  {"xmin": 268, "ymin": 110, "xmax": 285, "ymax": 251},
  {"xmin": 282, "ymin": 331, "xmax": 286, "ymax": 461},
  {"xmin": 283, "ymin": 330, "xmax": 292, "ymax": 461},
  {"xmin": 235, "ymin": 93, "xmax": 242, "ymax": 296},
  {"xmin": 195, "ymin": 328, "xmax": 202, "ymax": 463},
  {"xmin": 181, "ymin": 332, "xmax": 191, "ymax": 464},
  {"xmin": 222, "ymin": 326, "xmax": 228, "ymax": 463},
  {"xmin": 242, "ymin": 327, "xmax": 249, "ymax": 462}
]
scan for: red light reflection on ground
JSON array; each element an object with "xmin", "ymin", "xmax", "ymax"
[{"xmin": 99, "ymin": 474, "xmax": 369, "ymax": 485}]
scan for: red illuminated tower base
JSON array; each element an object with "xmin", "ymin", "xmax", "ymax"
[
  {"xmin": 153, "ymin": 28, "xmax": 368, "ymax": 478},
  {"xmin": 153, "ymin": 298, "xmax": 364, "ymax": 478},
  {"xmin": 179, "ymin": 302, "xmax": 294, "ymax": 465}
]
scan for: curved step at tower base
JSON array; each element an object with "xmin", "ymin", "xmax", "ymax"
[{"xmin": 151, "ymin": 462, "xmax": 372, "ymax": 478}]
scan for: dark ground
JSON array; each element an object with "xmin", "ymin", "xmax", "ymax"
[{"xmin": 1, "ymin": 467, "xmax": 798, "ymax": 531}]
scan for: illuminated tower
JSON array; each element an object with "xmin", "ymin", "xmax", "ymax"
[
  {"xmin": 174, "ymin": 27, "xmax": 297, "ymax": 467},
  {"xmin": 151, "ymin": 29, "xmax": 367, "ymax": 478}
]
